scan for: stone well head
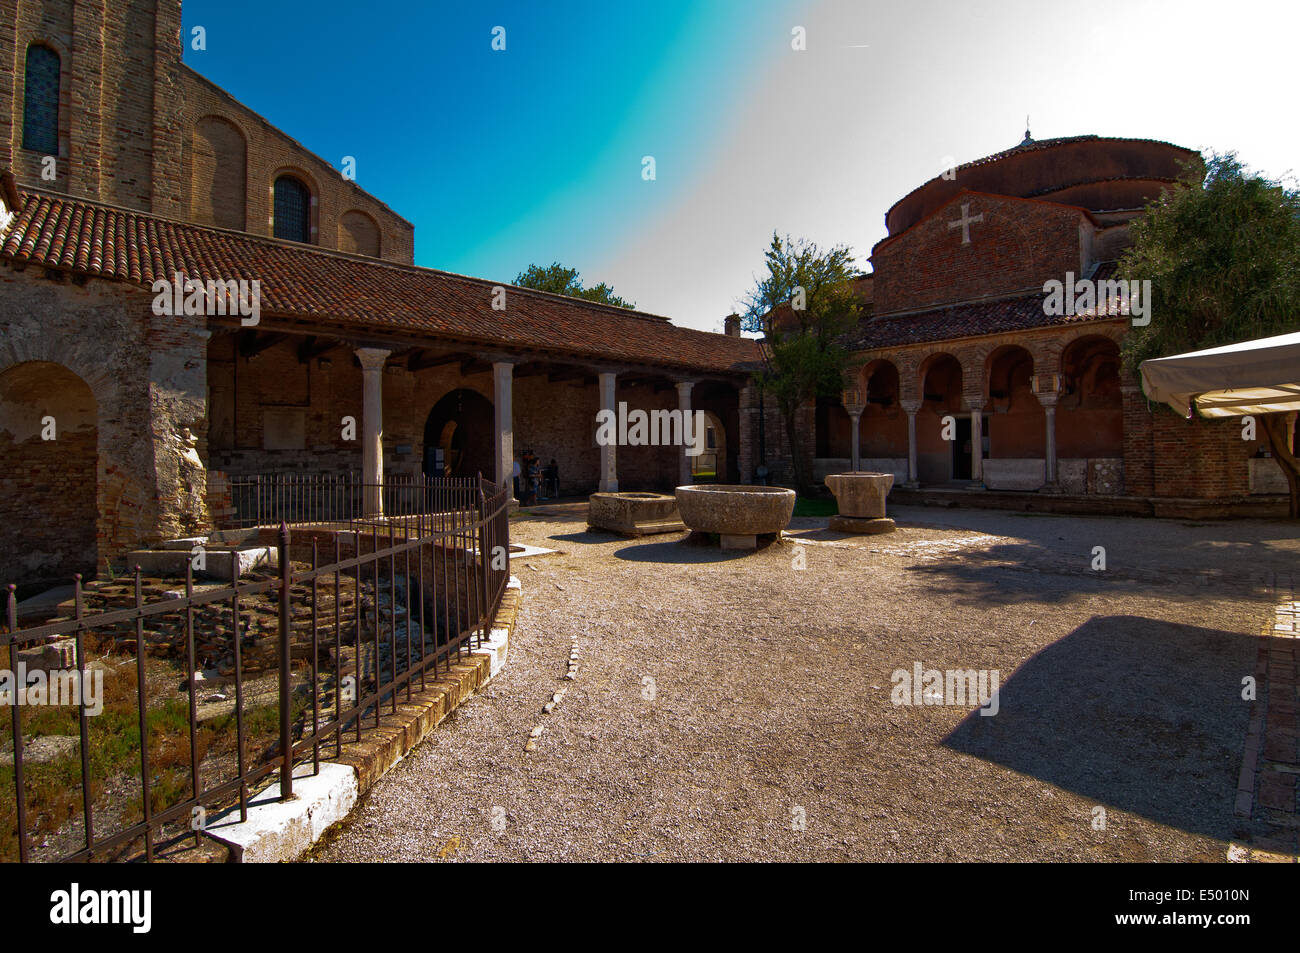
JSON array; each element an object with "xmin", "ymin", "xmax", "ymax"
[
  {"xmin": 674, "ymin": 484, "xmax": 796, "ymax": 549},
  {"xmin": 587, "ymin": 491, "xmax": 683, "ymax": 537},
  {"xmin": 824, "ymin": 472, "xmax": 894, "ymax": 519}
]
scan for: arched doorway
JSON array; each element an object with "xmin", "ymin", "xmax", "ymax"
[
  {"xmin": 692, "ymin": 381, "xmax": 739, "ymax": 484},
  {"xmin": 423, "ymin": 389, "xmax": 494, "ymax": 478},
  {"xmin": 0, "ymin": 361, "xmax": 98, "ymax": 587},
  {"xmin": 859, "ymin": 359, "xmax": 908, "ymax": 465},
  {"xmin": 1058, "ymin": 336, "xmax": 1123, "ymax": 457},
  {"xmin": 985, "ymin": 345, "xmax": 1041, "ymax": 457},
  {"xmin": 917, "ymin": 354, "xmax": 963, "ymax": 483},
  {"xmin": 690, "ymin": 409, "xmax": 727, "ymax": 483}
]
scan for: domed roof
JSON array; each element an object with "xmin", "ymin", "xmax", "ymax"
[{"xmin": 885, "ymin": 136, "xmax": 1201, "ymax": 236}]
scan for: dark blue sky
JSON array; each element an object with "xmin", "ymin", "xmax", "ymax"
[{"xmin": 181, "ymin": 1, "xmax": 791, "ymax": 306}]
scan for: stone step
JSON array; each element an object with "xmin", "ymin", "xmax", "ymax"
[
  {"xmin": 124, "ymin": 546, "xmax": 278, "ymax": 581},
  {"xmin": 634, "ymin": 519, "xmax": 687, "ymax": 535}
]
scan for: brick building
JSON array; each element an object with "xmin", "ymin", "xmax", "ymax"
[
  {"xmin": 813, "ymin": 134, "xmax": 1294, "ymax": 512},
  {"xmin": 0, "ymin": 1, "xmax": 1289, "ymax": 589}
]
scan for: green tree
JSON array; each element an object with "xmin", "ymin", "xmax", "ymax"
[
  {"xmin": 1121, "ymin": 152, "xmax": 1300, "ymax": 515},
  {"xmin": 514, "ymin": 262, "xmax": 636, "ymax": 309},
  {"xmin": 741, "ymin": 233, "xmax": 862, "ymax": 493}
]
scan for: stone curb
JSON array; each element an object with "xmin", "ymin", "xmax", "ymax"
[{"xmin": 206, "ymin": 575, "xmax": 522, "ymax": 862}]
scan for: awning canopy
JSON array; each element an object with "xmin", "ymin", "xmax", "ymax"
[{"xmin": 1139, "ymin": 330, "xmax": 1300, "ymax": 419}]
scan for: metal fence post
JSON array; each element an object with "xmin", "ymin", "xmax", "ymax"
[{"xmin": 278, "ymin": 521, "xmax": 293, "ymax": 799}]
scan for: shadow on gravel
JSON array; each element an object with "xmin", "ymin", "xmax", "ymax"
[
  {"xmin": 550, "ymin": 530, "xmax": 617, "ymax": 544},
  {"xmin": 901, "ymin": 542, "xmax": 1209, "ymax": 606},
  {"xmin": 943, "ymin": 614, "xmax": 1256, "ymax": 841},
  {"xmin": 611, "ymin": 540, "xmax": 753, "ymax": 564}
]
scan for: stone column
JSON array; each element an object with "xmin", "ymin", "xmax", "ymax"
[
  {"xmin": 969, "ymin": 400, "xmax": 986, "ymax": 483},
  {"xmin": 1038, "ymin": 393, "xmax": 1059, "ymax": 486},
  {"xmin": 849, "ymin": 412, "xmax": 862, "ymax": 472},
  {"xmin": 901, "ymin": 399, "xmax": 922, "ymax": 487},
  {"xmin": 599, "ymin": 371, "xmax": 618, "ymax": 492},
  {"xmin": 676, "ymin": 380, "xmax": 695, "ymax": 486},
  {"xmin": 355, "ymin": 347, "xmax": 391, "ymax": 516},
  {"xmin": 492, "ymin": 361, "xmax": 515, "ymax": 498}
]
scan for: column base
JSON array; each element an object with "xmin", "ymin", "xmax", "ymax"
[
  {"xmin": 829, "ymin": 515, "xmax": 896, "ymax": 535},
  {"xmin": 720, "ymin": 533, "xmax": 758, "ymax": 550}
]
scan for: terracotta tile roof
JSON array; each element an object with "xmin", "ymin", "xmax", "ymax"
[
  {"xmin": 0, "ymin": 188, "xmax": 760, "ymax": 376},
  {"xmin": 884, "ymin": 135, "xmax": 1199, "ymax": 228},
  {"xmin": 845, "ymin": 286, "xmax": 1126, "ymax": 351}
]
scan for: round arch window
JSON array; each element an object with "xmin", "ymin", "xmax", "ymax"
[{"xmin": 273, "ymin": 175, "xmax": 312, "ymax": 243}]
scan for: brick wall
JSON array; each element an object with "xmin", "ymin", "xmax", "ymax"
[
  {"xmin": 0, "ymin": 1, "xmax": 410, "ymax": 261},
  {"xmin": 872, "ymin": 193, "xmax": 1091, "ymax": 314},
  {"xmin": 0, "ymin": 0, "xmax": 184, "ymax": 213},
  {"xmin": 0, "ymin": 262, "xmax": 206, "ymax": 581},
  {"xmin": 179, "ymin": 67, "xmax": 414, "ymax": 263}
]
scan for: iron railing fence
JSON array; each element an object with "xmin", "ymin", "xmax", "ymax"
[
  {"xmin": 1, "ymin": 476, "xmax": 510, "ymax": 863},
  {"xmin": 220, "ymin": 472, "xmax": 489, "ymax": 530}
]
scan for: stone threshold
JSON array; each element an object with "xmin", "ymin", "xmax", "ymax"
[
  {"xmin": 204, "ymin": 576, "xmax": 522, "ymax": 862},
  {"xmin": 888, "ymin": 487, "xmax": 1289, "ymax": 520}
]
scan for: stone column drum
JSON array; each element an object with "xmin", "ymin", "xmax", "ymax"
[{"xmin": 825, "ymin": 472, "xmax": 896, "ymax": 534}]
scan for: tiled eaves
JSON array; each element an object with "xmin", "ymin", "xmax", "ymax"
[
  {"xmin": 0, "ymin": 187, "xmax": 761, "ymax": 377},
  {"xmin": 845, "ymin": 290, "xmax": 1130, "ymax": 352}
]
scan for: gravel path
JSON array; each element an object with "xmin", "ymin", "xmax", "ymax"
[{"xmin": 312, "ymin": 504, "xmax": 1298, "ymax": 862}]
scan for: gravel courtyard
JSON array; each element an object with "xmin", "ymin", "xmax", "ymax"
[{"xmin": 313, "ymin": 504, "xmax": 1297, "ymax": 862}]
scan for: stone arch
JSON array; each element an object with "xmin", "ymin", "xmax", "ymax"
[
  {"xmin": 857, "ymin": 358, "xmax": 908, "ymax": 460},
  {"xmin": 984, "ymin": 344, "xmax": 1043, "ymax": 459},
  {"xmin": 690, "ymin": 409, "xmax": 727, "ymax": 483},
  {"xmin": 815, "ymin": 394, "xmax": 852, "ymax": 458},
  {"xmin": 423, "ymin": 388, "xmax": 495, "ymax": 478},
  {"xmin": 339, "ymin": 209, "xmax": 381, "ymax": 257},
  {"xmin": 692, "ymin": 381, "xmax": 739, "ymax": 483},
  {"xmin": 0, "ymin": 362, "xmax": 98, "ymax": 586},
  {"xmin": 916, "ymin": 352, "xmax": 963, "ymax": 483},
  {"xmin": 1057, "ymin": 334, "xmax": 1124, "ymax": 458},
  {"xmin": 191, "ymin": 115, "xmax": 248, "ymax": 230}
]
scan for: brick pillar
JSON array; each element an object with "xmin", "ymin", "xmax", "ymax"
[
  {"xmin": 738, "ymin": 383, "xmax": 755, "ymax": 485},
  {"xmin": 1121, "ymin": 382, "xmax": 1153, "ymax": 497}
]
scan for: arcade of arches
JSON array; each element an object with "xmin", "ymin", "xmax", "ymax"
[
  {"xmin": 203, "ymin": 327, "xmax": 746, "ymax": 513},
  {"xmin": 819, "ymin": 329, "xmax": 1131, "ymax": 493}
]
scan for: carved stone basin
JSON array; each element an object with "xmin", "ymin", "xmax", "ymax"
[
  {"xmin": 587, "ymin": 491, "xmax": 685, "ymax": 536},
  {"xmin": 824, "ymin": 472, "xmax": 896, "ymax": 534},
  {"xmin": 674, "ymin": 484, "xmax": 796, "ymax": 549}
]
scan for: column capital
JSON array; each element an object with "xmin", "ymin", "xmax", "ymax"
[
  {"xmin": 355, "ymin": 347, "xmax": 391, "ymax": 371},
  {"xmin": 966, "ymin": 399, "xmax": 987, "ymax": 412},
  {"xmin": 900, "ymin": 399, "xmax": 923, "ymax": 414},
  {"xmin": 1036, "ymin": 393, "xmax": 1060, "ymax": 409},
  {"xmin": 675, "ymin": 379, "xmax": 695, "ymax": 395}
]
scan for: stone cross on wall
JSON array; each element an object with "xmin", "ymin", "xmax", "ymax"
[{"xmin": 947, "ymin": 203, "xmax": 984, "ymax": 245}]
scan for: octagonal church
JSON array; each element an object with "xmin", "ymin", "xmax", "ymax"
[{"xmin": 0, "ymin": 0, "xmax": 1289, "ymax": 589}]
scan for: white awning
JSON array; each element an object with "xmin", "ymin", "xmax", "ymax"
[{"xmin": 1139, "ymin": 330, "xmax": 1300, "ymax": 419}]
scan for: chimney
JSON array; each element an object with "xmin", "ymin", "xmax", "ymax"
[{"xmin": 724, "ymin": 313, "xmax": 741, "ymax": 337}]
